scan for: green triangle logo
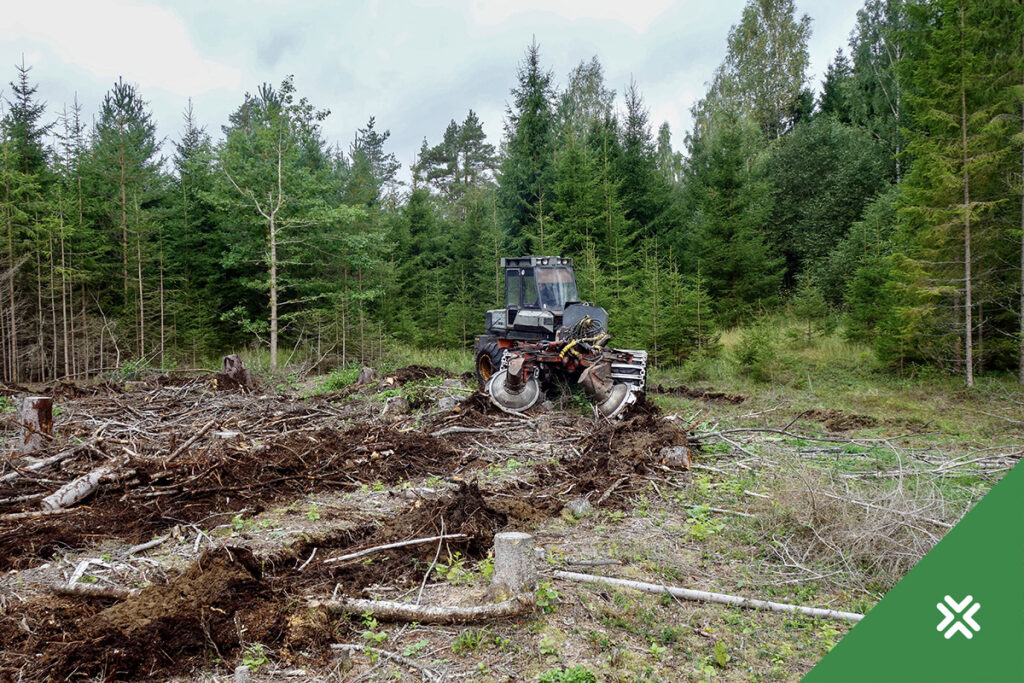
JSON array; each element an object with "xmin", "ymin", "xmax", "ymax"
[{"xmin": 803, "ymin": 460, "xmax": 1024, "ymax": 682}]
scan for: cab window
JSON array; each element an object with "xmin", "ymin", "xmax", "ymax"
[
  {"xmin": 522, "ymin": 270, "xmax": 539, "ymax": 307},
  {"xmin": 505, "ymin": 270, "xmax": 522, "ymax": 307}
]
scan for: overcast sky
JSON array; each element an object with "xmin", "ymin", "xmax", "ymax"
[{"xmin": 1, "ymin": 0, "xmax": 862, "ymax": 177}]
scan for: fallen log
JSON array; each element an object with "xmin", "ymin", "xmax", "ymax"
[
  {"xmin": 0, "ymin": 508, "xmax": 77, "ymax": 522},
  {"xmin": 0, "ymin": 422, "xmax": 109, "ymax": 485},
  {"xmin": 40, "ymin": 456, "xmax": 128, "ymax": 511},
  {"xmin": 552, "ymin": 570, "xmax": 863, "ymax": 622},
  {"xmin": 313, "ymin": 593, "xmax": 536, "ymax": 624},
  {"xmin": 51, "ymin": 584, "xmax": 137, "ymax": 600},
  {"xmin": 323, "ymin": 533, "xmax": 469, "ymax": 564}
]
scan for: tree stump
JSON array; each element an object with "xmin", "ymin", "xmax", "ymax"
[
  {"xmin": 486, "ymin": 531, "xmax": 536, "ymax": 601},
  {"xmin": 219, "ymin": 355, "xmax": 254, "ymax": 390},
  {"xmin": 19, "ymin": 396, "xmax": 53, "ymax": 455},
  {"xmin": 356, "ymin": 366, "xmax": 377, "ymax": 386}
]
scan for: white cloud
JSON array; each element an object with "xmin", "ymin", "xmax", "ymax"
[
  {"xmin": 0, "ymin": 0, "xmax": 240, "ymax": 95},
  {"xmin": 469, "ymin": 0, "xmax": 675, "ymax": 33}
]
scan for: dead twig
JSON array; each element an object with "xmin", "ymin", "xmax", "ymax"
[{"xmin": 323, "ymin": 534, "xmax": 469, "ymax": 564}]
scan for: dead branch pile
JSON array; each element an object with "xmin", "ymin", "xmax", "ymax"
[{"xmin": 0, "ymin": 374, "xmax": 468, "ymax": 569}]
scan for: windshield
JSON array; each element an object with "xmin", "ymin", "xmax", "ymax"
[{"xmin": 535, "ymin": 267, "xmax": 579, "ymax": 310}]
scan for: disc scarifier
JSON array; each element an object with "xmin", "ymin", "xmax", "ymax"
[{"xmin": 474, "ymin": 256, "xmax": 647, "ymax": 418}]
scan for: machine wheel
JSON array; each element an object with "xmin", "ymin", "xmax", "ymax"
[{"xmin": 474, "ymin": 338, "xmax": 507, "ymax": 388}]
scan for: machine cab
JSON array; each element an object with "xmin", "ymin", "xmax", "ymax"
[
  {"xmin": 484, "ymin": 256, "xmax": 580, "ymax": 340},
  {"xmin": 503, "ymin": 256, "xmax": 579, "ymax": 312}
]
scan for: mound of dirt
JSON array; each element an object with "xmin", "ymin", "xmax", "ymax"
[
  {"xmin": 650, "ymin": 383, "xmax": 745, "ymax": 404},
  {"xmin": 802, "ymin": 409, "xmax": 877, "ymax": 432},
  {"xmin": 37, "ymin": 547, "xmax": 263, "ymax": 681},
  {"xmin": 535, "ymin": 396, "xmax": 692, "ymax": 506},
  {"xmin": 382, "ymin": 365, "xmax": 453, "ymax": 385}
]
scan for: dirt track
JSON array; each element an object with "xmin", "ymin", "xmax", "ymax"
[{"xmin": 0, "ymin": 370, "xmax": 691, "ymax": 681}]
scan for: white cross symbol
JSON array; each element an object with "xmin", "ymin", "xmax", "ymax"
[{"xmin": 936, "ymin": 595, "xmax": 981, "ymax": 639}]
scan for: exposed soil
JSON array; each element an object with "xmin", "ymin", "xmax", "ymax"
[
  {"xmin": 802, "ymin": 408, "xmax": 878, "ymax": 432},
  {"xmin": 382, "ymin": 365, "xmax": 453, "ymax": 385},
  {"xmin": 534, "ymin": 396, "xmax": 692, "ymax": 506},
  {"xmin": 650, "ymin": 383, "xmax": 746, "ymax": 404},
  {"xmin": 0, "ymin": 366, "xmax": 693, "ymax": 681}
]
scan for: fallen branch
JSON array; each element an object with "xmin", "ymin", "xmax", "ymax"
[
  {"xmin": 593, "ymin": 475, "xmax": 630, "ymax": 507},
  {"xmin": 124, "ymin": 534, "xmax": 170, "ymax": 556},
  {"xmin": 331, "ymin": 643, "xmax": 442, "ymax": 682},
  {"xmin": 0, "ymin": 508, "xmax": 77, "ymax": 522},
  {"xmin": 818, "ymin": 492, "xmax": 952, "ymax": 529},
  {"xmin": 430, "ymin": 426, "xmax": 499, "ymax": 438},
  {"xmin": 313, "ymin": 593, "xmax": 535, "ymax": 623},
  {"xmin": 552, "ymin": 570, "xmax": 863, "ymax": 622},
  {"xmin": 323, "ymin": 534, "xmax": 468, "ymax": 564},
  {"xmin": 165, "ymin": 419, "xmax": 218, "ymax": 463}
]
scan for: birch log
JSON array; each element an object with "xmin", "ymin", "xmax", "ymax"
[
  {"xmin": 41, "ymin": 456, "xmax": 128, "ymax": 511},
  {"xmin": 313, "ymin": 594, "xmax": 535, "ymax": 624},
  {"xmin": 553, "ymin": 570, "xmax": 863, "ymax": 622}
]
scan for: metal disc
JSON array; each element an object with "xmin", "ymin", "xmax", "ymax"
[
  {"xmin": 487, "ymin": 369, "xmax": 541, "ymax": 412},
  {"xmin": 595, "ymin": 383, "xmax": 635, "ymax": 419}
]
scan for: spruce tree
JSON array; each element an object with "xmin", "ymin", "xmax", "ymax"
[{"xmin": 497, "ymin": 40, "xmax": 556, "ymax": 253}]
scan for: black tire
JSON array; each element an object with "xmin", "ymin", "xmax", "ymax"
[{"xmin": 473, "ymin": 337, "xmax": 507, "ymax": 388}]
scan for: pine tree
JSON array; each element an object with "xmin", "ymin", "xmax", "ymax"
[
  {"xmin": 217, "ymin": 77, "xmax": 357, "ymax": 368},
  {"xmin": 849, "ymin": 0, "xmax": 908, "ymax": 181},
  {"xmin": 497, "ymin": 39, "xmax": 556, "ymax": 253}
]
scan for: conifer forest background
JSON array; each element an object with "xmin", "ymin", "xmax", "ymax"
[{"xmin": 2, "ymin": 0, "xmax": 1022, "ymax": 387}]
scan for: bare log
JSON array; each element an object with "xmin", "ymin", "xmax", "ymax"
[
  {"xmin": 40, "ymin": 456, "xmax": 128, "ymax": 511},
  {"xmin": 18, "ymin": 396, "xmax": 53, "ymax": 454},
  {"xmin": 51, "ymin": 584, "xmax": 137, "ymax": 600},
  {"xmin": 553, "ymin": 570, "xmax": 863, "ymax": 622},
  {"xmin": 313, "ymin": 593, "xmax": 535, "ymax": 623},
  {"xmin": 323, "ymin": 534, "xmax": 468, "ymax": 564},
  {"xmin": 0, "ymin": 422, "xmax": 109, "ymax": 485}
]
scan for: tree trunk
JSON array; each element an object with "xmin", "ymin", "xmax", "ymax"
[
  {"xmin": 120, "ymin": 153, "xmax": 128, "ymax": 298},
  {"xmin": 18, "ymin": 396, "xmax": 53, "ymax": 455},
  {"xmin": 960, "ymin": 7, "xmax": 974, "ymax": 387},
  {"xmin": 269, "ymin": 211, "xmax": 278, "ymax": 370},
  {"xmin": 136, "ymin": 230, "xmax": 145, "ymax": 358}
]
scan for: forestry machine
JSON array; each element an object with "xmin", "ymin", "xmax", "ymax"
[{"xmin": 473, "ymin": 256, "xmax": 647, "ymax": 418}]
